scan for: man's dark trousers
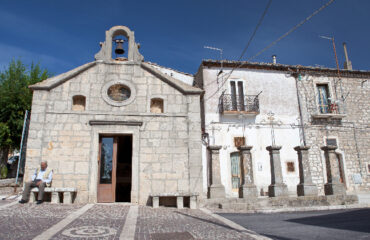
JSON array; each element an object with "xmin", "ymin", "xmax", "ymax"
[{"xmin": 21, "ymin": 181, "xmax": 46, "ymax": 201}]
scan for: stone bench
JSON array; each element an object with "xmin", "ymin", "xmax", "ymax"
[
  {"xmin": 30, "ymin": 187, "xmax": 77, "ymax": 204},
  {"xmin": 150, "ymin": 193, "xmax": 198, "ymax": 209}
]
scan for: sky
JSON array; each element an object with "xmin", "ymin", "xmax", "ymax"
[{"xmin": 0, "ymin": 0, "xmax": 369, "ymax": 76}]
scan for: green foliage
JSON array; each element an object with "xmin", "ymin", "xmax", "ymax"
[
  {"xmin": 0, "ymin": 165, "xmax": 7, "ymax": 179},
  {"xmin": 0, "ymin": 59, "xmax": 51, "ymax": 152}
]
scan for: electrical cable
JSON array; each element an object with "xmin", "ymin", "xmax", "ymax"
[
  {"xmin": 248, "ymin": 0, "xmax": 335, "ymax": 61},
  {"xmin": 204, "ymin": 0, "xmax": 272, "ymax": 98},
  {"xmin": 205, "ymin": 0, "xmax": 335, "ymax": 101}
]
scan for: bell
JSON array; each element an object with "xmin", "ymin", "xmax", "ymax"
[{"xmin": 114, "ymin": 39, "xmax": 125, "ymax": 55}]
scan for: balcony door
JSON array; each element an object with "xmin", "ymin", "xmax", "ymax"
[{"xmin": 230, "ymin": 80, "xmax": 245, "ymax": 111}]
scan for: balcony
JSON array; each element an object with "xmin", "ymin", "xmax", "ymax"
[
  {"xmin": 312, "ymin": 101, "xmax": 346, "ymax": 119},
  {"xmin": 219, "ymin": 94, "xmax": 260, "ymax": 115}
]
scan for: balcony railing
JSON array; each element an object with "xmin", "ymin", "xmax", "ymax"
[
  {"xmin": 313, "ymin": 100, "xmax": 346, "ymax": 119},
  {"xmin": 219, "ymin": 94, "xmax": 259, "ymax": 114}
]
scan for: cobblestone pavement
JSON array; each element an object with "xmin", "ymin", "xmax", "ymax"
[
  {"xmin": 50, "ymin": 204, "xmax": 130, "ymax": 240},
  {"xmin": 0, "ymin": 201, "xmax": 83, "ymax": 240},
  {"xmin": 0, "ymin": 201, "xmax": 257, "ymax": 240}
]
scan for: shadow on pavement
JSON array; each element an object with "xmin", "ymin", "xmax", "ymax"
[{"xmin": 286, "ymin": 209, "xmax": 370, "ymax": 233}]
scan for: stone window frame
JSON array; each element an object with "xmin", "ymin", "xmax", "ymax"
[
  {"xmin": 312, "ymin": 78, "xmax": 335, "ymax": 114},
  {"xmin": 147, "ymin": 95, "xmax": 167, "ymax": 114},
  {"xmin": 101, "ymin": 79, "xmax": 136, "ymax": 107},
  {"xmin": 72, "ymin": 95, "xmax": 86, "ymax": 111}
]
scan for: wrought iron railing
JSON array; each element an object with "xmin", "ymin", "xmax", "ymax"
[
  {"xmin": 219, "ymin": 94, "xmax": 260, "ymax": 114},
  {"xmin": 317, "ymin": 100, "xmax": 345, "ymax": 115}
]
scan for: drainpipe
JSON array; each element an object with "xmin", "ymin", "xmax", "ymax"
[{"xmin": 293, "ymin": 69, "xmax": 307, "ymax": 146}]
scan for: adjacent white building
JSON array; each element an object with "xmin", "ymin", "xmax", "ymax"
[{"xmin": 195, "ymin": 60, "xmax": 302, "ymax": 197}]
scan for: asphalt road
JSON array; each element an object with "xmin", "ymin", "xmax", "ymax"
[{"xmin": 219, "ymin": 208, "xmax": 370, "ymax": 240}]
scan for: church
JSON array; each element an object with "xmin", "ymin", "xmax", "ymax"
[{"xmin": 25, "ymin": 26, "xmax": 204, "ymax": 204}]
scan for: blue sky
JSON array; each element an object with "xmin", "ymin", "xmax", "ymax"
[{"xmin": 0, "ymin": 0, "xmax": 369, "ymax": 75}]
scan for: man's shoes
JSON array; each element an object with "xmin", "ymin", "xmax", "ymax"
[
  {"xmin": 36, "ymin": 200, "xmax": 43, "ymax": 205},
  {"xmin": 19, "ymin": 199, "xmax": 27, "ymax": 204}
]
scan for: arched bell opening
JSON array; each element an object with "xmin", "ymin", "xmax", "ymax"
[
  {"xmin": 95, "ymin": 26, "xmax": 143, "ymax": 62},
  {"xmin": 112, "ymin": 35, "xmax": 129, "ymax": 61}
]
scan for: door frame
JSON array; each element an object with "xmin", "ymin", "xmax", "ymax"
[{"xmin": 88, "ymin": 127, "xmax": 140, "ymax": 204}]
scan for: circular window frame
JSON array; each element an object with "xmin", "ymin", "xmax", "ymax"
[{"xmin": 101, "ymin": 80, "xmax": 136, "ymax": 106}]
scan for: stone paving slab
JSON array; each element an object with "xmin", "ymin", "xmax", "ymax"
[
  {"xmin": 0, "ymin": 201, "xmax": 84, "ymax": 240},
  {"xmin": 0, "ymin": 203, "xmax": 258, "ymax": 240},
  {"xmin": 135, "ymin": 206, "xmax": 251, "ymax": 240},
  {"xmin": 50, "ymin": 204, "xmax": 129, "ymax": 240}
]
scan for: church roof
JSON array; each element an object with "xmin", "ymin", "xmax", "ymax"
[{"xmin": 29, "ymin": 61, "xmax": 203, "ymax": 95}]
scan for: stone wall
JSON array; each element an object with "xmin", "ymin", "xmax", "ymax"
[
  {"xmin": 297, "ymin": 74, "xmax": 370, "ymax": 194},
  {"xmin": 25, "ymin": 61, "xmax": 203, "ymax": 204}
]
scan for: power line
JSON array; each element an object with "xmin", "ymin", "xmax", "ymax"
[
  {"xmin": 248, "ymin": 0, "xmax": 335, "ymax": 61},
  {"xmin": 205, "ymin": 0, "xmax": 335, "ymax": 101},
  {"xmin": 203, "ymin": 0, "xmax": 272, "ymax": 96}
]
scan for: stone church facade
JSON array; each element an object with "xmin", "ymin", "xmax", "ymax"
[{"xmin": 25, "ymin": 26, "xmax": 203, "ymax": 204}]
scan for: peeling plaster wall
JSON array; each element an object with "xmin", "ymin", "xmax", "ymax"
[{"xmin": 201, "ymin": 68, "xmax": 301, "ymax": 197}]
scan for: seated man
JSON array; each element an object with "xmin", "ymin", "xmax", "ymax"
[{"xmin": 19, "ymin": 161, "xmax": 53, "ymax": 204}]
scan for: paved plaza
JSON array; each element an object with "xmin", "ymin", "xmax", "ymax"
[{"xmin": 0, "ymin": 200, "xmax": 263, "ymax": 240}]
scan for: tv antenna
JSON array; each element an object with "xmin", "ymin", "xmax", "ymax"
[{"xmin": 204, "ymin": 46, "xmax": 224, "ymax": 82}]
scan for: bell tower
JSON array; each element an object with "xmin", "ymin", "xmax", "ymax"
[{"xmin": 95, "ymin": 26, "xmax": 143, "ymax": 62}]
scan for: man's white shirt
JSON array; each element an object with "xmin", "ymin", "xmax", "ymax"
[{"xmin": 32, "ymin": 169, "xmax": 53, "ymax": 184}]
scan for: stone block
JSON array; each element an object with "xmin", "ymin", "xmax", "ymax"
[
  {"xmin": 177, "ymin": 196, "xmax": 184, "ymax": 209},
  {"xmin": 75, "ymin": 162, "xmax": 89, "ymax": 174},
  {"xmin": 268, "ymin": 183, "xmax": 288, "ymax": 197},
  {"xmin": 190, "ymin": 195, "xmax": 197, "ymax": 209},
  {"xmin": 165, "ymin": 180, "xmax": 177, "ymax": 192},
  {"xmin": 51, "ymin": 192, "xmax": 60, "ymax": 204},
  {"xmin": 208, "ymin": 184, "xmax": 225, "ymax": 199},
  {"xmin": 239, "ymin": 184, "xmax": 258, "ymax": 198},
  {"xmin": 324, "ymin": 183, "xmax": 346, "ymax": 195},
  {"xmin": 63, "ymin": 192, "xmax": 73, "ymax": 204},
  {"xmin": 152, "ymin": 196, "xmax": 159, "ymax": 208},
  {"xmin": 297, "ymin": 183, "xmax": 318, "ymax": 196}
]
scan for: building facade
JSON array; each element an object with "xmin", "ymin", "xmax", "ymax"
[
  {"xmin": 25, "ymin": 26, "xmax": 204, "ymax": 204},
  {"xmin": 195, "ymin": 60, "xmax": 369, "ymax": 198}
]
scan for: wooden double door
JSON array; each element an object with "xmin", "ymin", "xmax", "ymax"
[{"xmin": 97, "ymin": 135, "xmax": 132, "ymax": 203}]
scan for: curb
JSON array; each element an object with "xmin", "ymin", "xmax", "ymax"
[
  {"xmin": 200, "ymin": 207, "xmax": 271, "ymax": 240},
  {"xmin": 212, "ymin": 203, "xmax": 370, "ymax": 214}
]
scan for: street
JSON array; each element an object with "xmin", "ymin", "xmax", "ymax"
[{"xmin": 219, "ymin": 208, "xmax": 370, "ymax": 240}]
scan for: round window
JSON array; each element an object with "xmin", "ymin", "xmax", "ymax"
[{"xmin": 107, "ymin": 84, "xmax": 131, "ymax": 102}]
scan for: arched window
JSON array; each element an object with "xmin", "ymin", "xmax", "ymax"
[
  {"xmin": 150, "ymin": 98, "xmax": 164, "ymax": 113},
  {"xmin": 72, "ymin": 95, "xmax": 86, "ymax": 111}
]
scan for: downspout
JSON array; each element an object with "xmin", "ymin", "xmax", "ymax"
[{"xmin": 293, "ymin": 69, "xmax": 307, "ymax": 146}]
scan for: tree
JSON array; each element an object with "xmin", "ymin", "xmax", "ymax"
[{"xmin": 0, "ymin": 59, "xmax": 51, "ymax": 177}]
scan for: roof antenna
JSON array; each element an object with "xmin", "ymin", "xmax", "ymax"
[{"xmin": 204, "ymin": 46, "xmax": 224, "ymax": 80}]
